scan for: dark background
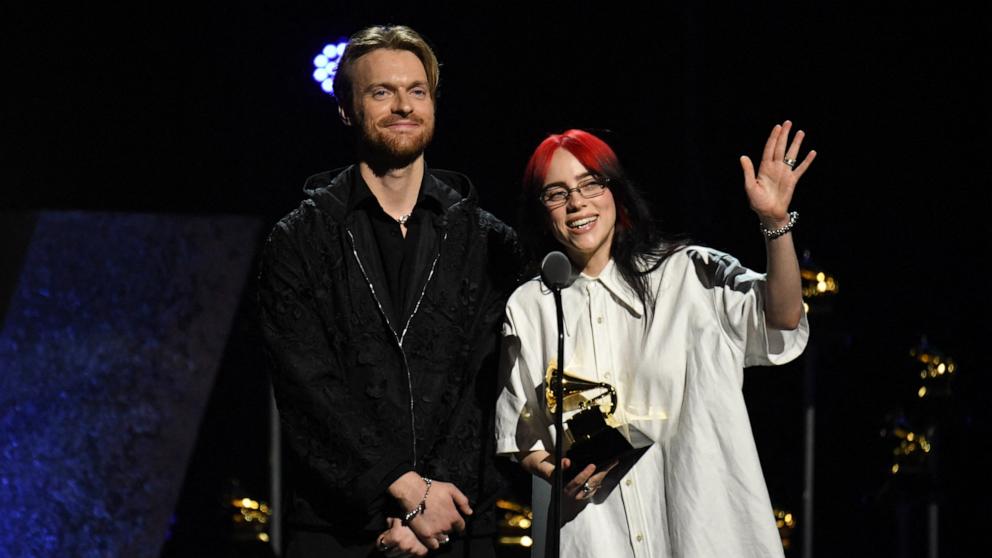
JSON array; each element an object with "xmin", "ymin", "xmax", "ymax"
[{"xmin": 3, "ymin": 2, "xmax": 989, "ymax": 556}]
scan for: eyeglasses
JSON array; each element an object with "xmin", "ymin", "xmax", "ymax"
[{"xmin": 538, "ymin": 177, "xmax": 610, "ymax": 208}]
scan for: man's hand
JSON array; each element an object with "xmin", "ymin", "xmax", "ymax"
[
  {"xmin": 389, "ymin": 472, "xmax": 473, "ymax": 550},
  {"xmin": 376, "ymin": 517, "xmax": 429, "ymax": 557}
]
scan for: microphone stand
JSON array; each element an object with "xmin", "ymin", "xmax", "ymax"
[
  {"xmin": 540, "ymin": 250, "xmax": 572, "ymax": 558},
  {"xmin": 546, "ymin": 285, "xmax": 565, "ymax": 558}
]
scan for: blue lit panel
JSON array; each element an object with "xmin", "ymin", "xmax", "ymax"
[{"xmin": 0, "ymin": 212, "xmax": 261, "ymax": 557}]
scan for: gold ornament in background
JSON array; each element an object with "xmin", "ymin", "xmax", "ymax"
[
  {"xmin": 230, "ymin": 496, "xmax": 272, "ymax": 543},
  {"xmin": 909, "ymin": 344, "xmax": 956, "ymax": 401},
  {"xmin": 799, "ymin": 250, "xmax": 838, "ymax": 315},
  {"xmin": 496, "ymin": 499, "xmax": 534, "ymax": 549},
  {"xmin": 880, "ymin": 419, "xmax": 933, "ymax": 477},
  {"xmin": 881, "ymin": 340, "xmax": 956, "ymax": 477},
  {"xmin": 800, "ymin": 268, "xmax": 839, "ymax": 299},
  {"xmin": 773, "ymin": 507, "xmax": 796, "ymax": 550}
]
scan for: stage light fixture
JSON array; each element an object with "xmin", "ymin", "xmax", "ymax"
[{"xmin": 313, "ymin": 40, "xmax": 348, "ymax": 95}]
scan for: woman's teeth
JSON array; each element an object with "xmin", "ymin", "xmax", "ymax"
[{"xmin": 567, "ymin": 216, "xmax": 597, "ymax": 229}]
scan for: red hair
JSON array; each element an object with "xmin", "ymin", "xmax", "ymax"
[
  {"xmin": 522, "ymin": 129, "xmax": 631, "ymax": 229},
  {"xmin": 523, "ymin": 130, "xmax": 618, "ymax": 193}
]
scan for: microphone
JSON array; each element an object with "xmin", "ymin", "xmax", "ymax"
[{"xmin": 541, "ymin": 251, "xmax": 573, "ymax": 290}]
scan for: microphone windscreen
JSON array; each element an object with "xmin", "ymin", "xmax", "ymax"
[{"xmin": 541, "ymin": 251, "xmax": 573, "ymax": 289}]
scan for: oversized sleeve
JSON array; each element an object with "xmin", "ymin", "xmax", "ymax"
[
  {"xmin": 689, "ymin": 247, "xmax": 809, "ymax": 369},
  {"xmin": 495, "ymin": 293, "xmax": 555, "ymax": 457},
  {"xmin": 257, "ymin": 219, "xmax": 410, "ymax": 526}
]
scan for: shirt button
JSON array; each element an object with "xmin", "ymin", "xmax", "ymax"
[
  {"xmin": 604, "ymin": 372, "xmax": 612, "ymax": 380},
  {"xmin": 625, "ymin": 479, "xmax": 633, "ymax": 486},
  {"xmin": 636, "ymin": 534, "xmax": 643, "ymax": 542},
  {"xmin": 596, "ymin": 316, "xmax": 603, "ymax": 324}
]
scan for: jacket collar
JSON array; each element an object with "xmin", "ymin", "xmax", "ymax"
[{"xmin": 302, "ymin": 164, "xmax": 476, "ymax": 222}]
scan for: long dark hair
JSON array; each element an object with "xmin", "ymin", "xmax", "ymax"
[{"xmin": 520, "ymin": 129, "xmax": 686, "ymax": 309}]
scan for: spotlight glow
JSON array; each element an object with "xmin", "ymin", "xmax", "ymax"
[{"xmin": 313, "ymin": 40, "xmax": 349, "ymax": 95}]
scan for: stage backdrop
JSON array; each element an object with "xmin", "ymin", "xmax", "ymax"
[{"xmin": 0, "ymin": 212, "xmax": 261, "ymax": 557}]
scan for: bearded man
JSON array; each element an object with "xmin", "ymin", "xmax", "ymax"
[{"xmin": 257, "ymin": 25, "xmax": 522, "ymax": 558}]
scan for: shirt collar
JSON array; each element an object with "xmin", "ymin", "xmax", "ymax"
[
  {"xmin": 577, "ymin": 259, "xmax": 645, "ymax": 318},
  {"xmin": 346, "ymin": 165, "xmax": 446, "ymax": 216}
]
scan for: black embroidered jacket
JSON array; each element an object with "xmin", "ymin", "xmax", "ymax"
[{"xmin": 258, "ymin": 165, "xmax": 523, "ymax": 540}]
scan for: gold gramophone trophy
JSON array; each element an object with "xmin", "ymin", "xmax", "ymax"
[{"xmin": 545, "ymin": 363, "xmax": 644, "ymax": 479}]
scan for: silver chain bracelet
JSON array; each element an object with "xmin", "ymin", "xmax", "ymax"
[
  {"xmin": 401, "ymin": 477, "xmax": 432, "ymax": 524},
  {"xmin": 760, "ymin": 211, "xmax": 799, "ymax": 240}
]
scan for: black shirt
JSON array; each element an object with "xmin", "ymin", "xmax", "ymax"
[{"xmin": 347, "ymin": 166, "xmax": 446, "ymax": 330}]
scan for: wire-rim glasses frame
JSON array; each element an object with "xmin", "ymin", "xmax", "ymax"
[{"xmin": 538, "ymin": 176, "xmax": 611, "ymax": 209}]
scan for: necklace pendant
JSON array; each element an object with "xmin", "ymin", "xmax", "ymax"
[{"xmin": 396, "ymin": 213, "xmax": 412, "ymax": 226}]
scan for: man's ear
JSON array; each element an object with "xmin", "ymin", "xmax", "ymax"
[{"xmin": 338, "ymin": 105, "xmax": 352, "ymax": 126}]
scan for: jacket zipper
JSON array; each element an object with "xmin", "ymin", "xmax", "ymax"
[{"xmin": 345, "ymin": 228, "xmax": 446, "ymax": 467}]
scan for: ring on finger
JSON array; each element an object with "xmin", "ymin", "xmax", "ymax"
[
  {"xmin": 438, "ymin": 534, "xmax": 451, "ymax": 545},
  {"xmin": 581, "ymin": 481, "xmax": 592, "ymax": 494},
  {"xmin": 378, "ymin": 535, "xmax": 392, "ymax": 552},
  {"xmin": 783, "ymin": 157, "xmax": 798, "ymax": 169}
]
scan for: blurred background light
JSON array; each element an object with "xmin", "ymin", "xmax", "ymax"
[{"xmin": 313, "ymin": 40, "xmax": 348, "ymax": 95}]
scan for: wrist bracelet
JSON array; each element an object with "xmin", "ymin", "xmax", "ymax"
[
  {"xmin": 760, "ymin": 211, "xmax": 799, "ymax": 240},
  {"xmin": 401, "ymin": 477, "xmax": 432, "ymax": 524}
]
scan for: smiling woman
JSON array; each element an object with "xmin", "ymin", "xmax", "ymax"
[
  {"xmin": 540, "ymin": 148, "xmax": 617, "ymax": 276},
  {"xmin": 498, "ymin": 125, "xmax": 815, "ymax": 557},
  {"xmin": 519, "ymin": 129, "xmax": 683, "ymax": 308}
]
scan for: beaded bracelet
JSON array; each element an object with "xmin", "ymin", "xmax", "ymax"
[
  {"xmin": 760, "ymin": 211, "xmax": 799, "ymax": 240},
  {"xmin": 401, "ymin": 477, "xmax": 432, "ymax": 524}
]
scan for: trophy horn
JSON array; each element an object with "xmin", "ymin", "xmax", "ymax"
[{"xmin": 545, "ymin": 364, "xmax": 618, "ymax": 417}]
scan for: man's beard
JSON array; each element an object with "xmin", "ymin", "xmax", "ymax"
[{"xmin": 357, "ymin": 113, "xmax": 435, "ymax": 173}]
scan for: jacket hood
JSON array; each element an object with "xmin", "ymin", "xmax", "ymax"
[{"xmin": 302, "ymin": 164, "xmax": 478, "ymax": 221}]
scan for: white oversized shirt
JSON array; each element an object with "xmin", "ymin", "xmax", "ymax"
[{"xmin": 496, "ymin": 246, "xmax": 809, "ymax": 558}]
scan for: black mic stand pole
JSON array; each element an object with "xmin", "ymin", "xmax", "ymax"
[{"xmin": 546, "ymin": 286, "xmax": 565, "ymax": 558}]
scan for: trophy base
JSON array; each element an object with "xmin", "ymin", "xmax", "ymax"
[{"xmin": 562, "ymin": 409, "xmax": 640, "ymax": 482}]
